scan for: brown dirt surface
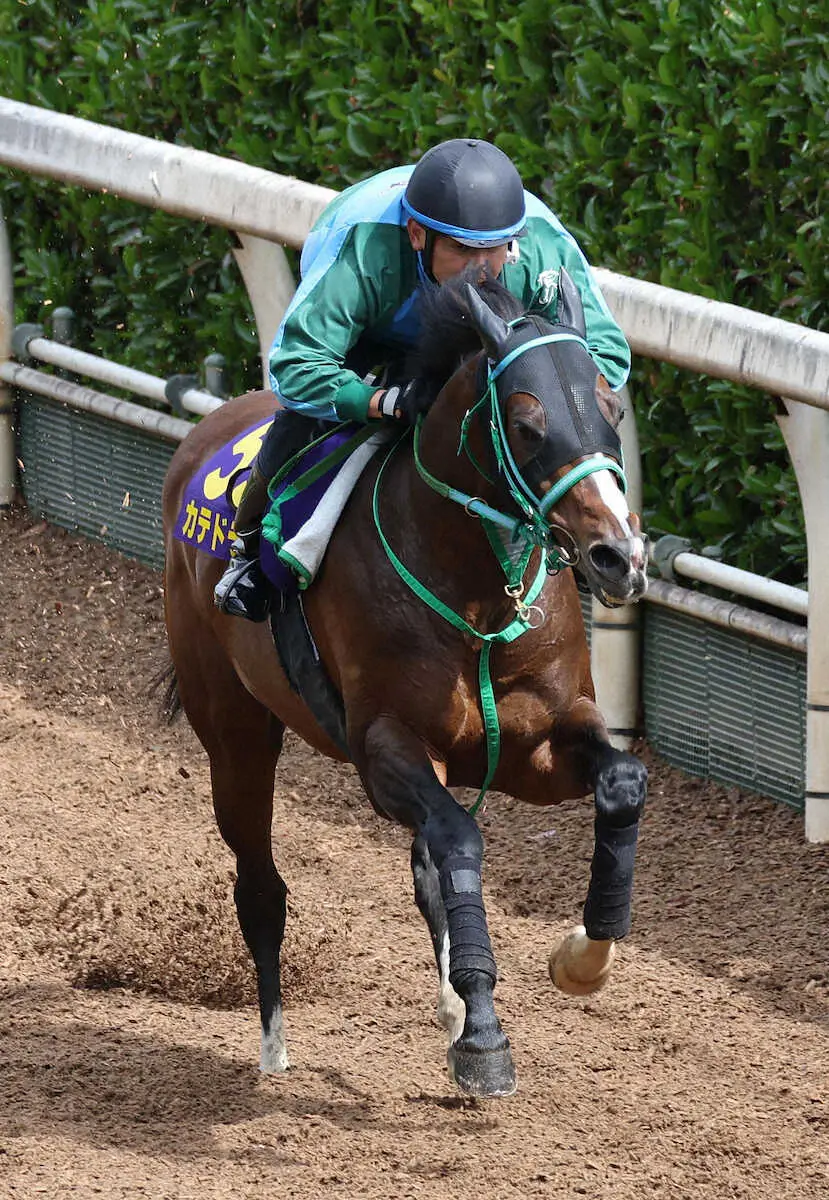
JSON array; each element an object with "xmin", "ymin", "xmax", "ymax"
[{"xmin": 1, "ymin": 506, "xmax": 827, "ymax": 1200}]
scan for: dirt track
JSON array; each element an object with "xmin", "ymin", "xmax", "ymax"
[{"xmin": 1, "ymin": 508, "xmax": 827, "ymax": 1199}]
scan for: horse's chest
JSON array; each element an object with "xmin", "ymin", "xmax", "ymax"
[{"xmin": 405, "ymin": 662, "xmax": 558, "ymax": 754}]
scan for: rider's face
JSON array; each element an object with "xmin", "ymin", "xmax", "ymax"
[{"xmin": 406, "ymin": 220, "xmax": 509, "ymax": 284}]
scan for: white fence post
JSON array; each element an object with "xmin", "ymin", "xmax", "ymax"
[
  {"xmin": 776, "ymin": 400, "xmax": 829, "ymax": 841},
  {"xmin": 231, "ymin": 234, "xmax": 296, "ymax": 390},
  {"xmin": 0, "ymin": 201, "xmax": 16, "ymax": 505},
  {"xmin": 590, "ymin": 384, "xmax": 642, "ymax": 748}
]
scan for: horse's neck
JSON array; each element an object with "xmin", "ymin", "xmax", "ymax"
[{"xmin": 398, "ymin": 364, "xmax": 528, "ymax": 623}]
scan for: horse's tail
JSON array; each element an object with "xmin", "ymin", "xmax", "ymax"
[{"xmin": 148, "ymin": 657, "xmax": 182, "ymax": 723}]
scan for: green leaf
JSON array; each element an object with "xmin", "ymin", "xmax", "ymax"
[{"xmin": 345, "ymin": 122, "xmax": 373, "ymax": 159}]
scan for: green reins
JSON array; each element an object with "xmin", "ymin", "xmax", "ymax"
[{"xmin": 372, "ymin": 332, "xmax": 627, "ymax": 815}]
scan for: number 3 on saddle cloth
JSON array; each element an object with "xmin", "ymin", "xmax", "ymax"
[{"xmin": 173, "ymin": 417, "xmax": 391, "ymax": 751}]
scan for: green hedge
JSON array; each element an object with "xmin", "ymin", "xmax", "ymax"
[{"xmin": 1, "ymin": 0, "xmax": 825, "ymax": 580}]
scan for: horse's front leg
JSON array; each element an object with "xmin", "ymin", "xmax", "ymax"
[
  {"xmin": 549, "ymin": 725, "xmax": 648, "ymax": 996},
  {"xmin": 411, "ymin": 836, "xmax": 466, "ymax": 1044},
  {"xmin": 359, "ymin": 716, "xmax": 516, "ymax": 1098}
]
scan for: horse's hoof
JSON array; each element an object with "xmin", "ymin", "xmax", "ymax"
[
  {"xmin": 447, "ymin": 1043, "xmax": 517, "ymax": 1098},
  {"xmin": 549, "ymin": 925, "xmax": 616, "ymax": 996},
  {"xmin": 259, "ymin": 1049, "xmax": 290, "ymax": 1075}
]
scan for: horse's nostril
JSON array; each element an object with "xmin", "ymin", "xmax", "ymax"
[{"xmin": 589, "ymin": 544, "xmax": 628, "ymax": 581}]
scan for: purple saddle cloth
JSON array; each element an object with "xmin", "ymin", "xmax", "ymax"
[{"xmin": 172, "ymin": 417, "xmax": 361, "ymax": 594}]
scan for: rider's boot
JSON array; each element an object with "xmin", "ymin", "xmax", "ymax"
[{"xmin": 213, "ymin": 463, "xmax": 272, "ymax": 622}]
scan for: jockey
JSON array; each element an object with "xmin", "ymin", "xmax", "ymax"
[{"xmin": 214, "ymin": 138, "xmax": 631, "ymax": 621}]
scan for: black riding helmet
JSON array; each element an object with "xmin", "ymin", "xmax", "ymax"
[{"xmin": 402, "ymin": 139, "xmax": 527, "ymax": 248}]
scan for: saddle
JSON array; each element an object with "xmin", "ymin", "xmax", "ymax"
[{"xmin": 174, "ymin": 417, "xmax": 391, "ymax": 755}]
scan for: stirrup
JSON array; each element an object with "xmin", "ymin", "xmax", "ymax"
[{"xmin": 214, "ymin": 549, "xmax": 271, "ymax": 622}]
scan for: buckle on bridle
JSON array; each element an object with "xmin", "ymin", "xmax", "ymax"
[
  {"xmin": 545, "ymin": 524, "xmax": 580, "ymax": 573},
  {"xmin": 504, "ymin": 581, "xmax": 546, "ymax": 628}
]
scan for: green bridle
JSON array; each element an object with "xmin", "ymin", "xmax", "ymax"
[{"xmin": 373, "ymin": 332, "xmax": 628, "ymax": 814}]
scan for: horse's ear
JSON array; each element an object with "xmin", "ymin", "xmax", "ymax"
[
  {"xmin": 555, "ymin": 268, "xmax": 586, "ymax": 336},
  {"xmin": 464, "ymin": 284, "xmax": 511, "ymax": 361},
  {"xmin": 596, "ymin": 374, "xmax": 624, "ymax": 429}
]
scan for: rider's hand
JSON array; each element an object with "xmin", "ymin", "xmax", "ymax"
[{"xmin": 369, "ymin": 384, "xmax": 411, "ymax": 420}]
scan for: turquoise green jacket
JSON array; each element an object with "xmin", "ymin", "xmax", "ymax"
[{"xmin": 269, "ymin": 166, "xmax": 630, "ymax": 423}]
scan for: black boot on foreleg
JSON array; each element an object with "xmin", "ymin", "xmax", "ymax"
[
  {"xmin": 550, "ymin": 748, "xmax": 647, "ymax": 995},
  {"xmin": 437, "ymin": 849, "xmax": 516, "ymax": 1097},
  {"xmin": 361, "ymin": 716, "xmax": 516, "ymax": 1098}
]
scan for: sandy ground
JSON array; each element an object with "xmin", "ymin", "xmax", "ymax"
[{"xmin": 0, "ymin": 508, "xmax": 827, "ymax": 1199}]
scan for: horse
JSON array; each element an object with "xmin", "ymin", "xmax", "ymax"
[{"xmin": 161, "ymin": 266, "xmax": 648, "ymax": 1098}]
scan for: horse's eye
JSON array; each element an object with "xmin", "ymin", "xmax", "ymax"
[
  {"xmin": 514, "ymin": 418, "xmax": 544, "ymax": 446},
  {"xmin": 507, "ymin": 396, "xmax": 547, "ymax": 460}
]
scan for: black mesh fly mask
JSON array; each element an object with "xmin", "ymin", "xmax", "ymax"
[{"xmin": 479, "ymin": 312, "xmax": 623, "ymax": 495}]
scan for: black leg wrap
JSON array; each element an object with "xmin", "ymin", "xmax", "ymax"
[
  {"xmin": 583, "ymin": 819, "xmax": 640, "ymax": 941},
  {"xmin": 440, "ymin": 856, "xmax": 497, "ymax": 985}
]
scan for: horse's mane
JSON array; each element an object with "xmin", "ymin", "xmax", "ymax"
[{"xmin": 402, "ymin": 266, "xmax": 527, "ymax": 420}]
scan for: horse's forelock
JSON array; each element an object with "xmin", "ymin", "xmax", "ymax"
[{"xmin": 405, "ymin": 267, "xmax": 526, "ymax": 415}]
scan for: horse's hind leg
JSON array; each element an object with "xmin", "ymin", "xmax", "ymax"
[
  {"xmin": 411, "ymin": 836, "xmax": 465, "ymax": 1044},
  {"xmin": 210, "ymin": 724, "xmax": 290, "ymax": 1073},
  {"xmin": 167, "ymin": 616, "xmax": 288, "ymax": 1072}
]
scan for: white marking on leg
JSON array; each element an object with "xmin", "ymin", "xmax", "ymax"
[
  {"xmin": 260, "ymin": 1006, "xmax": 290, "ymax": 1073},
  {"xmin": 436, "ymin": 932, "xmax": 465, "ymax": 1044}
]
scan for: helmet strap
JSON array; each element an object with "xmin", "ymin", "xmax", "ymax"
[
  {"xmin": 423, "ymin": 228, "xmax": 439, "ymax": 283},
  {"xmin": 415, "ymin": 249, "xmax": 434, "ymax": 290}
]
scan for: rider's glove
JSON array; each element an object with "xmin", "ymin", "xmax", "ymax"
[
  {"xmin": 377, "ymin": 380, "xmax": 418, "ymax": 421},
  {"xmin": 376, "ymin": 386, "xmax": 410, "ymax": 424}
]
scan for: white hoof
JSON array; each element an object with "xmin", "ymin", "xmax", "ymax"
[
  {"xmin": 549, "ymin": 925, "xmax": 616, "ymax": 996},
  {"xmin": 437, "ymin": 983, "xmax": 466, "ymax": 1045}
]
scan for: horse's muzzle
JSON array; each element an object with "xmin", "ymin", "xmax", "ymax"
[{"xmin": 584, "ymin": 535, "xmax": 648, "ymax": 606}]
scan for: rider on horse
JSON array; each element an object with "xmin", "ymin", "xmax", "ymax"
[{"xmin": 214, "ymin": 138, "xmax": 631, "ymax": 621}]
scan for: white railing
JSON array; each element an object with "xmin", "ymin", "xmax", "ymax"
[
  {"xmin": 595, "ymin": 271, "xmax": 829, "ymax": 411},
  {"xmin": 2, "ymin": 97, "xmax": 828, "ymax": 840},
  {"xmin": 3, "ymin": 334, "xmax": 224, "ymax": 418}
]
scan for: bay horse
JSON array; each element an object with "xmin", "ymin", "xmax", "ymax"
[{"xmin": 161, "ymin": 267, "xmax": 648, "ymax": 1098}]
